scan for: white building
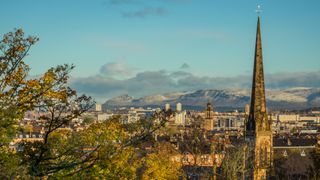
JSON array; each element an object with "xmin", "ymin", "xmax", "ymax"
[
  {"xmin": 176, "ymin": 103, "xmax": 182, "ymax": 112},
  {"xmin": 165, "ymin": 103, "xmax": 171, "ymax": 111},
  {"xmin": 277, "ymin": 115, "xmax": 299, "ymax": 122},
  {"xmin": 95, "ymin": 103, "xmax": 102, "ymax": 112},
  {"xmin": 300, "ymin": 116, "xmax": 320, "ymax": 123},
  {"xmin": 175, "ymin": 111, "xmax": 186, "ymax": 125},
  {"xmin": 97, "ymin": 113, "xmax": 113, "ymax": 121}
]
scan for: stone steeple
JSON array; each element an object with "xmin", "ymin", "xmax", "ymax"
[
  {"xmin": 246, "ymin": 16, "xmax": 271, "ymax": 135},
  {"xmin": 246, "ymin": 16, "xmax": 273, "ymax": 180}
]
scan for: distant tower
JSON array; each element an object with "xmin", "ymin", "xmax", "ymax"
[
  {"xmin": 246, "ymin": 16, "xmax": 273, "ymax": 180},
  {"xmin": 176, "ymin": 103, "xmax": 182, "ymax": 112},
  {"xmin": 206, "ymin": 102, "xmax": 213, "ymax": 119},
  {"xmin": 95, "ymin": 103, "xmax": 102, "ymax": 112},
  {"xmin": 165, "ymin": 103, "xmax": 171, "ymax": 111},
  {"xmin": 204, "ymin": 101, "xmax": 214, "ymax": 131},
  {"xmin": 245, "ymin": 104, "xmax": 250, "ymax": 115}
]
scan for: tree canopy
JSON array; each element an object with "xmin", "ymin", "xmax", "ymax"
[{"xmin": 0, "ymin": 29, "xmax": 181, "ymax": 179}]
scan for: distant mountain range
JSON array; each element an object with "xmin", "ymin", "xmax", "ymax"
[{"xmin": 102, "ymin": 88, "xmax": 320, "ymax": 111}]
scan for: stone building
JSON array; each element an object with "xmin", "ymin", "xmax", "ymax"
[
  {"xmin": 204, "ymin": 102, "xmax": 214, "ymax": 131},
  {"xmin": 245, "ymin": 16, "xmax": 273, "ymax": 180}
]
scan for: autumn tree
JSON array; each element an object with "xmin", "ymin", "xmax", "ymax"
[
  {"xmin": 0, "ymin": 29, "xmax": 94, "ymax": 178},
  {"xmin": 18, "ymin": 102, "xmax": 173, "ymax": 178},
  {"xmin": 0, "ymin": 29, "xmax": 36, "ymax": 147},
  {"xmin": 177, "ymin": 114, "xmax": 212, "ymax": 178},
  {"xmin": 19, "ymin": 68, "xmax": 94, "ymax": 177},
  {"xmin": 0, "ymin": 29, "xmax": 38, "ymax": 177},
  {"xmin": 139, "ymin": 142, "xmax": 182, "ymax": 180},
  {"xmin": 0, "ymin": 29, "xmax": 177, "ymax": 179},
  {"xmin": 47, "ymin": 117, "xmax": 140, "ymax": 179},
  {"xmin": 42, "ymin": 114, "xmax": 175, "ymax": 179}
]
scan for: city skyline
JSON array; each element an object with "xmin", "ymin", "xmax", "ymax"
[
  {"xmin": 1, "ymin": 0, "xmax": 320, "ymax": 100},
  {"xmin": 1, "ymin": 1, "xmax": 320, "ymax": 179}
]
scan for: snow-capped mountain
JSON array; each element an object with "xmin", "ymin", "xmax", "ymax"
[{"xmin": 103, "ymin": 88, "xmax": 320, "ymax": 111}]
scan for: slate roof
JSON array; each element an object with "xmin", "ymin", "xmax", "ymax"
[{"xmin": 273, "ymin": 138, "xmax": 317, "ymax": 147}]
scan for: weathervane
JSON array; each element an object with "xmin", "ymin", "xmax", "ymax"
[{"xmin": 256, "ymin": 4, "xmax": 262, "ymax": 15}]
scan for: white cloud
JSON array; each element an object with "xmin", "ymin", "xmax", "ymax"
[
  {"xmin": 70, "ymin": 63, "xmax": 320, "ymax": 101},
  {"xmin": 99, "ymin": 62, "xmax": 137, "ymax": 78}
]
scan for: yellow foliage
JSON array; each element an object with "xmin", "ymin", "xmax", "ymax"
[{"xmin": 142, "ymin": 143, "xmax": 182, "ymax": 180}]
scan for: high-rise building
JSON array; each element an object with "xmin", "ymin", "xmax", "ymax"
[
  {"xmin": 174, "ymin": 110, "xmax": 186, "ymax": 125},
  {"xmin": 176, "ymin": 103, "xmax": 182, "ymax": 112},
  {"xmin": 245, "ymin": 16, "xmax": 273, "ymax": 180},
  {"xmin": 173, "ymin": 103, "xmax": 185, "ymax": 125},
  {"xmin": 165, "ymin": 103, "xmax": 171, "ymax": 111}
]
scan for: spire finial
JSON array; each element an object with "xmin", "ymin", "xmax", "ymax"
[{"xmin": 256, "ymin": 4, "xmax": 262, "ymax": 15}]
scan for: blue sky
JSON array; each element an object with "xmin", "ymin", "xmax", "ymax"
[{"xmin": 1, "ymin": 0, "xmax": 320, "ymax": 100}]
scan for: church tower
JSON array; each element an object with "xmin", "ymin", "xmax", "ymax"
[
  {"xmin": 206, "ymin": 102, "xmax": 213, "ymax": 119},
  {"xmin": 204, "ymin": 102, "xmax": 214, "ymax": 131},
  {"xmin": 246, "ymin": 16, "xmax": 273, "ymax": 180}
]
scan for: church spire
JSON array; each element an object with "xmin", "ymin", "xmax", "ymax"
[
  {"xmin": 246, "ymin": 16, "xmax": 271, "ymax": 135},
  {"xmin": 245, "ymin": 13, "xmax": 273, "ymax": 180}
]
